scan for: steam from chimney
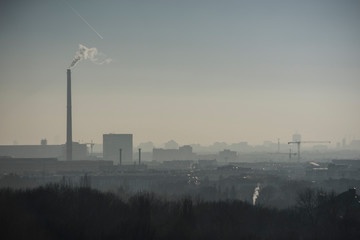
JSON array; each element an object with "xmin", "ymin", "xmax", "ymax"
[
  {"xmin": 252, "ymin": 183, "xmax": 260, "ymax": 206},
  {"xmin": 69, "ymin": 44, "xmax": 112, "ymax": 68}
]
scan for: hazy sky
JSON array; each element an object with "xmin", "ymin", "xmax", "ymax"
[{"xmin": 1, "ymin": 0, "xmax": 359, "ymax": 146}]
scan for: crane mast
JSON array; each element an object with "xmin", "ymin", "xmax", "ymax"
[
  {"xmin": 288, "ymin": 141, "xmax": 330, "ymax": 161},
  {"xmin": 84, "ymin": 140, "xmax": 95, "ymax": 156}
]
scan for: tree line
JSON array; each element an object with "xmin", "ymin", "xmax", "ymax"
[{"xmin": 0, "ymin": 183, "xmax": 359, "ymax": 240}]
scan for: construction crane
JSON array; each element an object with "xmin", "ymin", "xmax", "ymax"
[
  {"xmin": 288, "ymin": 149, "xmax": 297, "ymax": 160},
  {"xmin": 84, "ymin": 140, "xmax": 95, "ymax": 156},
  {"xmin": 288, "ymin": 141, "xmax": 331, "ymax": 161}
]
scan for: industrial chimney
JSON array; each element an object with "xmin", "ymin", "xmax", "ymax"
[{"xmin": 66, "ymin": 69, "xmax": 72, "ymax": 161}]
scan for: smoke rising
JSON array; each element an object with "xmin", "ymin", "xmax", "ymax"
[
  {"xmin": 69, "ymin": 44, "xmax": 112, "ymax": 68},
  {"xmin": 252, "ymin": 183, "xmax": 260, "ymax": 205}
]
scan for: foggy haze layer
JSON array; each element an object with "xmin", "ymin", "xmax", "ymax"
[{"xmin": 0, "ymin": 0, "xmax": 359, "ymax": 146}]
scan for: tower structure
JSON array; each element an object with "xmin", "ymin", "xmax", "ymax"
[{"xmin": 66, "ymin": 69, "xmax": 72, "ymax": 161}]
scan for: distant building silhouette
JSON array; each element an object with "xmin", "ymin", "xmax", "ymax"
[
  {"xmin": 218, "ymin": 149, "xmax": 237, "ymax": 162},
  {"xmin": 342, "ymin": 138, "xmax": 347, "ymax": 148},
  {"xmin": 349, "ymin": 140, "xmax": 360, "ymax": 150},
  {"xmin": 153, "ymin": 145, "xmax": 196, "ymax": 161},
  {"xmin": 164, "ymin": 140, "xmax": 179, "ymax": 149},
  {"xmin": 292, "ymin": 133, "xmax": 302, "ymax": 142},
  {"xmin": 0, "ymin": 157, "xmax": 112, "ymax": 174},
  {"xmin": 41, "ymin": 139, "xmax": 47, "ymax": 146},
  {"xmin": 103, "ymin": 134, "xmax": 133, "ymax": 164},
  {"xmin": 0, "ymin": 142, "xmax": 87, "ymax": 160}
]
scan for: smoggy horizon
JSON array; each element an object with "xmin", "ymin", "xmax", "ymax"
[{"xmin": 1, "ymin": 0, "xmax": 359, "ymax": 147}]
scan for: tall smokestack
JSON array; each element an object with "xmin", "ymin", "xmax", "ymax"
[{"xmin": 66, "ymin": 69, "xmax": 72, "ymax": 161}]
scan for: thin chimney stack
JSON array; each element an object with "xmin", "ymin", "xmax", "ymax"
[{"xmin": 66, "ymin": 69, "xmax": 72, "ymax": 161}]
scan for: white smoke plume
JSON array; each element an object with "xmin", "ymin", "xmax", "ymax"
[
  {"xmin": 252, "ymin": 183, "xmax": 260, "ymax": 206},
  {"xmin": 69, "ymin": 44, "xmax": 112, "ymax": 68}
]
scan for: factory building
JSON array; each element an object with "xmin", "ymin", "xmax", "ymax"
[
  {"xmin": 103, "ymin": 134, "xmax": 133, "ymax": 164},
  {"xmin": 0, "ymin": 157, "xmax": 113, "ymax": 174},
  {"xmin": 0, "ymin": 141, "xmax": 87, "ymax": 160}
]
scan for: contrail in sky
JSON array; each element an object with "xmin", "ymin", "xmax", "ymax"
[{"xmin": 63, "ymin": 0, "xmax": 104, "ymax": 40}]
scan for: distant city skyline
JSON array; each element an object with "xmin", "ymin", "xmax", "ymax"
[
  {"xmin": 7, "ymin": 135, "xmax": 359, "ymax": 152},
  {"xmin": 1, "ymin": 0, "xmax": 359, "ymax": 146}
]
